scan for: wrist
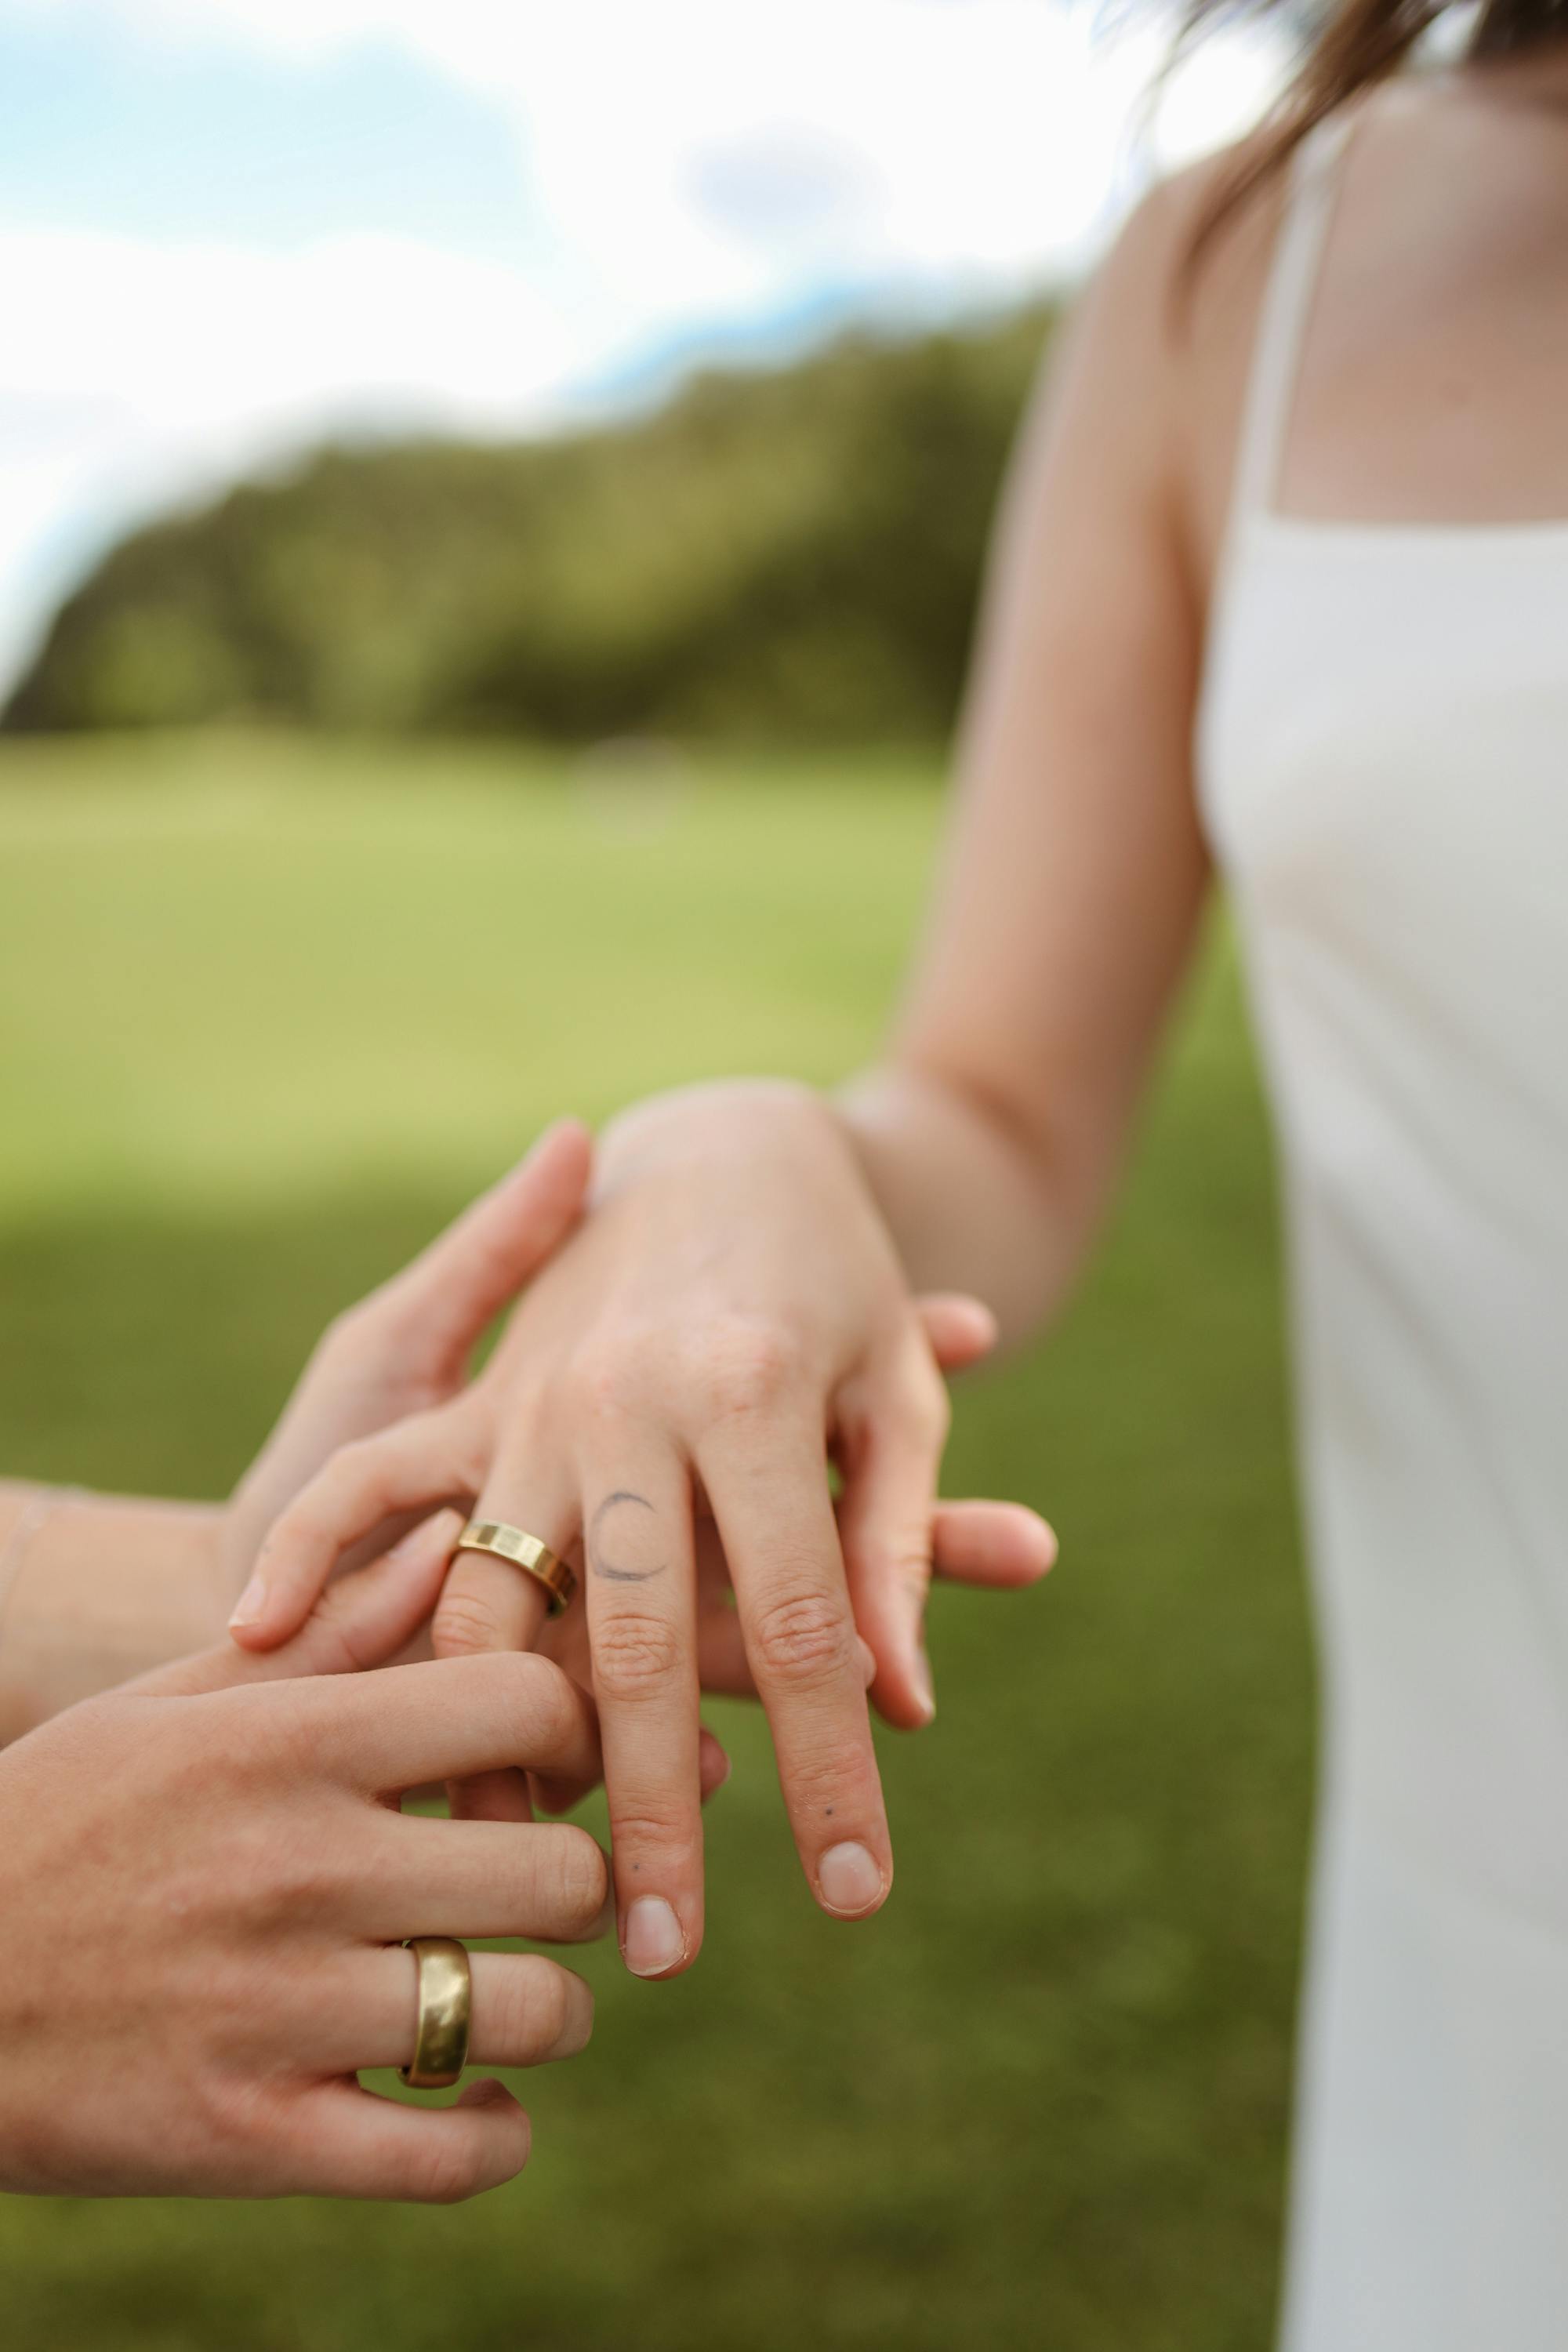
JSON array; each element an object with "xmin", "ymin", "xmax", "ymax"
[
  {"xmin": 0, "ymin": 1493, "xmax": 229, "ymax": 1742},
  {"xmin": 597, "ymin": 1078, "xmax": 840, "ymax": 1190}
]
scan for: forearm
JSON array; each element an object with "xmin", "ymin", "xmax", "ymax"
[
  {"xmin": 836, "ymin": 1061, "xmax": 1102, "ymax": 1347},
  {"xmin": 0, "ymin": 1483, "xmax": 231, "ymax": 1744}
]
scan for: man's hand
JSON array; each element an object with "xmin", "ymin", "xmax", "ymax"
[{"xmin": 0, "ymin": 1526, "xmax": 608, "ymax": 2201}]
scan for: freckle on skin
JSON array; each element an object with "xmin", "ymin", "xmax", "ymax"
[{"xmin": 825, "ymin": 1806, "xmax": 834, "ymax": 1817}]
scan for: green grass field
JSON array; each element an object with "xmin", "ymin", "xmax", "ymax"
[{"xmin": 0, "ymin": 735, "xmax": 1312, "ymax": 2352}]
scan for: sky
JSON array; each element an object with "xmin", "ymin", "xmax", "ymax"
[{"xmin": 0, "ymin": 0, "xmax": 1284, "ymax": 694}]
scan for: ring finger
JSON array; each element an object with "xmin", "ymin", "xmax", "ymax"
[
  {"xmin": 433, "ymin": 1432, "xmax": 579, "ymax": 1823},
  {"xmin": 308, "ymin": 1949, "xmax": 594, "ymax": 2075}
]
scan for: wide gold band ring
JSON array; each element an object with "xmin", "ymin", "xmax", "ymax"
[
  {"xmin": 400, "ymin": 1936, "xmax": 472, "ymax": 2089},
  {"xmin": 451, "ymin": 1519, "xmax": 577, "ymax": 1617}
]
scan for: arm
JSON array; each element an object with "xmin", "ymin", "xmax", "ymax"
[
  {"xmin": 0, "ymin": 1485, "xmax": 228, "ymax": 1745},
  {"xmin": 237, "ymin": 169, "xmax": 1229, "ymax": 1980},
  {"xmin": 749, "ymin": 180, "xmax": 1215, "ymax": 1337}
]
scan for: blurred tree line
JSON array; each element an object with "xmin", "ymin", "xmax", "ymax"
[{"xmin": 4, "ymin": 302, "xmax": 1055, "ymax": 746}]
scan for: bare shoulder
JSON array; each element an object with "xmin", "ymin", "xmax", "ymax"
[{"xmin": 1057, "ymin": 138, "xmax": 1288, "ymax": 588}]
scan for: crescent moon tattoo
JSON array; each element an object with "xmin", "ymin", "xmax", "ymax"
[{"xmin": 588, "ymin": 1490, "xmax": 668, "ymax": 1582}]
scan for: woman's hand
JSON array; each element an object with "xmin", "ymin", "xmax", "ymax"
[
  {"xmin": 0, "ymin": 1519, "xmax": 610, "ymax": 2201},
  {"xmin": 232, "ymin": 1082, "xmax": 1057, "ymax": 1976}
]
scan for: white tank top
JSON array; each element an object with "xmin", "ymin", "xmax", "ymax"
[{"xmin": 1200, "ymin": 115, "xmax": 1568, "ymax": 2352}]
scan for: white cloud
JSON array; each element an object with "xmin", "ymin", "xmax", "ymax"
[
  {"xmin": 0, "ymin": 1, "xmax": 1285, "ymax": 691},
  {"xmin": 0, "ymin": 223, "xmax": 601, "ymax": 684}
]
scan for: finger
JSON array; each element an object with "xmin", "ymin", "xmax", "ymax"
[
  {"xmin": 230, "ymin": 1407, "xmax": 485, "ymax": 1650},
  {"xmin": 575, "ymin": 1444, "xmax": 703, "ymax": 1977},
  {"xmin": 281, "ymin": 2076, "xmax": 531, "ymax": 2203},
  {"xmin": 349, "ymin": 1812, "xmax": 610, "ymax": 1943},
  {"xmin": 365, "ymin": 1120, "xmax": 593, "ymax": 1386},
  {"xmin": 691, "ymin": 1520, "xmax": 877, "ymax": 1700},
  {"xmin": 272, "ymin": 1651, "xmax": 601, "ymax": 1793},
  {"xmin": 915, "ymin": 1292, "xmax": 997, "ymax": 1373},
  {"xmin": 434, "ymin": 1441, "xmax": 580, "ymax": 1824},
  {"xmin": 698, "ymin": 1414, "xmax": 891, "ymax": 1922},
  {"xmin": 529, "ymin": 1711, "xmax": 731, "ymax": 1821},
  {"xmin": 133, "ymin": 1512, "xmax": 463, "ymax": 1699},
  {"xmin": 307, "ymin": 1950, "xmax": 593, "ymax": 2074},
  {"xmin": 931, "ymin": 1499, "xmax": 1058, "ymax": 1588},
  {"xmin": 835, "ymin": 1328, "xmax": 951, "ymax": 1731}
]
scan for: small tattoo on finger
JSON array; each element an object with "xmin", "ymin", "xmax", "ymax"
[{"xmin": 588, "ymin": 1489, "xmax": 669, "ymax": 1582}]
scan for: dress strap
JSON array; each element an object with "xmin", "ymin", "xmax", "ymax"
[{"xmin": 1231, "ymin": 114, "xmax": 1356, "ymax": 521}]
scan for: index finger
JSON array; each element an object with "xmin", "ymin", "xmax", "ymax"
[
  {"xmin": 261, "ymin": 1652, "xmax": 602, "ymax": 1794},
  {"xmin": 695, "ymin": 1415, "xmax": 891, "ymax": 1920}
]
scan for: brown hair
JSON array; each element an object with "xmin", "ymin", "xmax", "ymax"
[{"xmin": 1181, "ymin": 0, "xmax": 1568, "ymax": 261}]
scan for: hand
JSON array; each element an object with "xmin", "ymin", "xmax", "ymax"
[
  {"xmin": 0, "ymin": 1519, "xmax": 610, "ymax": 2201},
  {"xmin": 233, "ymin": 1083, "xmax": 1056, "ymax": 1977},
  {"xmin": 225, "ymin": 1118, "xmax": 593, "ymax": 1603},
  {"xmin": 521, "ymin": 1294, "xmax": 1055, "ymax": 1820},
  {"xmin": 0, "ymin": 1123, "xmax": 594, "ymax": 1748}
]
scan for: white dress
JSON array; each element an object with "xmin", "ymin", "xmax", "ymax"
[{"xmin": 1200, "ymin": 118, "xmax": 1568, "ymax": 2352}]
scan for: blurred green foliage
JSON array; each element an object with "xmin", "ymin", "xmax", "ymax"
[
  {"xmin": 0, "ymin": 737, "xmax": 1310, "ymax": 2350},
  {"xmin": 2, "ymin": 308, "xmax": 1054, "ymax": 746}
]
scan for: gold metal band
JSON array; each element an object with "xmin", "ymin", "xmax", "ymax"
[
  {"xmin": 400, "ymin": 1936, "xmax": 472, "ymax": 2089},
  {"xmin": 452, "ymin": 1519, "xmax": 577, "ymax": 1617}
]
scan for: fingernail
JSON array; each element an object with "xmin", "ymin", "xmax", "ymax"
[
  {"xmin": 227, "ymin": 1573, "xmax": 266, "ymax": 1631},
  {"xmin": 623, "ymin": 1896, "xmax": 686, "ymax": 1977},
  {"xmin": 818, "ymin": 1841, "xmax": 885, "ymax": 1917},
  {"xmin": 913, "ymin": 1650, "xmax": 935, "ymax": 1723}
]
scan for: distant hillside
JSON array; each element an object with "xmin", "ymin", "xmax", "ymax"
[{"xmin": 4, "ymin": 302, "xmax": 1056, "ymax": 746}]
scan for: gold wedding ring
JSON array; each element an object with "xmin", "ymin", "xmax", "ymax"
[
  {"xmin": 452, "ymin": 1519, "xmax": 577, "ymax": 1617},
  {"xmin": 400, "ymin": 1936, "xmax": 472, "ymax": 2089}
]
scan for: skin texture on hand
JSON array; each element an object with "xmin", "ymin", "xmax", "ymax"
[
  {"xmin": 234, "ymin": 1081, "xmax": 1058, "ymax": 1983},
  {"xmin": 0, "ymin": 1521, "xmax": 611, "ymax": 2203}
]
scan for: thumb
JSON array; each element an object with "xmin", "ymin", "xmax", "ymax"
[{"xmin": 369, "ymin": 1120, "xmax": 593, "ymax": 1390}]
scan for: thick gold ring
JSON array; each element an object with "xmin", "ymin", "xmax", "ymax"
[
  {"xmin": 400, "ymin": 1936, "xmax": 472, "ymax": 2089},
  {"xmin": 452, "ymin": 1519, "xmax": 577, "ymax": 1617}
]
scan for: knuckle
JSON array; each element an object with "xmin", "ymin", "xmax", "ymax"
[
  {"xmin": 326, "ymin": 1432, "xmax": 380, "ymax": 1489},
  {"xmin": 546, "ymin": 1824, "xmax": 611, "ymax": 1922},
  {"xmin": 408, "ymin": 2135, "xmax": 491, "ymax": 2206},
  {"xmin": 750, "ymin": 1589, "xmax": 853, "ymax": 1685},
  {"xmin": 431, "ymin": 1587, "xmax": 507, "ymax": 1658},
  {"xmin": 592, "ymin": 1609, "xmax": 683, "ymax": 1701},
  {"xmin": 611, "ymin": 1806, "xmax": 700, "ymax": 1864},
  {"xmin": 693, "ymin": 1319, "xmax": 805, "ymax": 1418},
  {"xmin": 523, "ymin": 1961, "xmax": 573, "ymax": 2053},
  {"xmin": 784, "ymin": 1743, "xmax": 871, "ymax": 1820},
  {"xmin": 316, "ymin": 1300, "xmax": 374, "ymax": 1364},
  {"xmin": 496, "ymin": 1650, "xmax": 579, "ymax": 1749},
  {"xmin": 855, "ymin": 1528, "xmax": 932, "ymax": 1599},
  {"xmin": 564, "ymin": 1338, "xmax": 655, "ymax": 1419},
  {"xmin": 908, "ymin": 1370, "xmax": 952, "ymax": 1450}
]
